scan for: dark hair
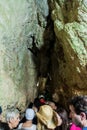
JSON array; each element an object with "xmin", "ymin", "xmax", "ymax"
[
  {"xmin": 0, "ymin": 107, "xmax": 2, "ymax": 114},
  {"xmin": 69, "ymin": 95, "xmax": 87, "ymax": 116},
  {"xmin": 33, "ymin": 98, "xmax": 42, "ymax": 110},
  {"xmin": 57, "ymin": 107, "xmax": 69, "ymax": 130},
  {"xmin": 28, "ymin": 102, "xmax": 33, "ymax": 108}
]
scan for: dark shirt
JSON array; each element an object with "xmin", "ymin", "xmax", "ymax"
[{"xmin": 0, "ymin": 122, "xmax": 10, "ymax": 130}]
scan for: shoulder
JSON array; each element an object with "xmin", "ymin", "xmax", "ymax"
[
  {"xmin": 18, "ymin": 123, "xmax": 23, "ymax": 129},
  {"xmin": 32, "ymin": 124, "xmax": 36, "ymax": 127},
  {"xmin": 31, "ymin": 124, "xmax": 36, "ymax": 130}
]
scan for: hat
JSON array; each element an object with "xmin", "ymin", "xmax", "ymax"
[
  {"xmin": 39, "ymin": 95, "xmax": 45, "ymax": 99},
  {"xmin": 25, "ymin": 108, "xmax": 35, "ymax": 120},
  {"xmin": 36, "ymin": 105, "xmax": 58, "ymax": 129},
  {"xmin": 0, "ymin": 106, "xmax": 2, "ymax": 114}
]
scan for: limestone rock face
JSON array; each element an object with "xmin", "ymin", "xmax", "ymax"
[
  {"xmin": 50, "ymin": 0, "xmax": 87, "ymax": 106},
  {"xmin": 0, "ymin": 0, "xmax": 49, "ymax": 117},
  {"xmin": 0, "ymin": 0, "xmax": 87, "ymax": 115}
]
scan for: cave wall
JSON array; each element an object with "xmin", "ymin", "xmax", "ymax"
[
  {"xmin": 49, "ymin": 0, "xmax": 87, "ymax": 107},
  {"xmin": 0, "ymin": 0, "xmax": 87, "ymax": 116},
  {"xmin": 0, "ymin": 0, "xmax": 50, "ymax": 117}
]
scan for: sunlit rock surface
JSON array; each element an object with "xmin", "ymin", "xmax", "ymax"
[
  {"xmin": 50, "ymin": 0, "xmax": 87, "ymax": 107},
  {"xmin": 0, "ymin": 0, "xmax": 87, "ymax": 115},
  {"xmin": 0, "ymin": 0, "xmax": 49, "ymax": 117}
]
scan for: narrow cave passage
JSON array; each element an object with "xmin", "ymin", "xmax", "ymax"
[{"xmin": 0, "ymin": 0, "xmax": 87, "ymax": 118}]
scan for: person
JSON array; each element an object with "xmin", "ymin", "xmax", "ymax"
[
  {"xmin": 0, "ymin": 106, "xmax": 10, "ymax": 130},
  {"xmin": 20, "ymin": 98, "xmax": 43, "ymax": 126},
  {"xmin": 5, "ymin": 108, "xmax": 20, "ymax": 129},
  {"xmin": 32, "ymin": 97, "xmax": 45, "ymax": 125},
  {"xmin": 69, "ymin": 95, "xmax": 87, "ymax": 130},
  {"xmin": 70, "ymin": 123, "xmax": 82, "ymax": 130},
  {"xmin": 55, "ymin": 107, "xmax": 69, "ymax": 130},
  {"xmin": 33, "ymin": 96, "xmax": 46, "ymax": 112},
  {"xmin": 36, "ymin": 105, "xmax": 61, "ymax": 130},
  {"xmin": 18, "ymin": 108, "xmax": 36, "ymax": 130},
  {"xmin": 0, "ymin": 107, "xmax": 2, "ymax": 122},
  {"xmin": 38, "ymin": 95, "xmax": 46, "ymax": 105},
  {"xmin": 19, "ymin": 102, "xmax": 33, "ymax": 124}
]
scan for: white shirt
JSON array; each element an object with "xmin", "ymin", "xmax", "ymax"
[{"xmin": 18, "ymin": 123, "xmax": 36, "ymax": 130}]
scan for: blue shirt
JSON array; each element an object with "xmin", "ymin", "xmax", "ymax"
[{"xmin": 83, "ymin": 127, "xmax": 87, "ymax": 130}]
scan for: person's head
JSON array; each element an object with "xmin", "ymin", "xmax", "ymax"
[
  {"xmin": 0, "ymin": 107, "xmax": 2, "ymax": 121},
  {"xmin": 25, "ymin": 108, "xmax": 35, "ymax": 121},
  {"xmin": 36, "ymin": 105, "xmax": 59, "ymax": 130},
  {"xmin": 52, "ymin": 92, "xmax": 59, "ymax": 103},
  {"xmin": 69, "ymin": 95, "xmax": 87, "ymax": 127},
  {"xmin": 33, "ymin": 98, "xmax": 42, "ymax": 113},
  {"xmin": 5, "ymin": 108, "xmax": 20, "ymax": 129},
  {"xmin": 47, "ymin": 101, "xmax": 57, "ymax": 110},
  {"xmin": 57, "ymin": 107, "xmax": 69, "ymax": 130}
]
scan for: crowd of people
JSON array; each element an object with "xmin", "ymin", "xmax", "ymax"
[{"xmin": 0, "ymin": 95, "xmax": 87, "ymax": 130}]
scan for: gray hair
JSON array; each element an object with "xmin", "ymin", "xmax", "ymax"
[{"xmin": 5, "ymin": 108, "xmax": 19, "ymax": 122}]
